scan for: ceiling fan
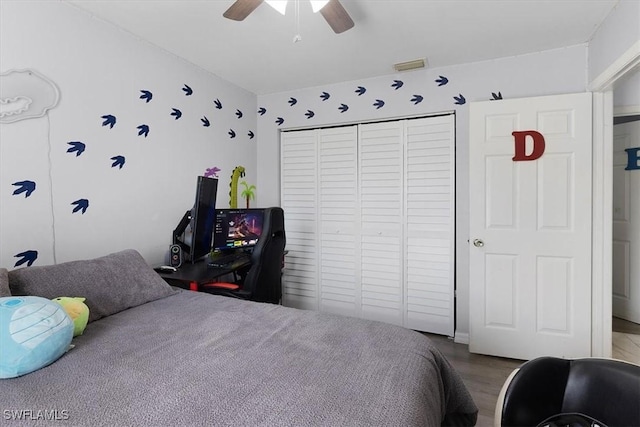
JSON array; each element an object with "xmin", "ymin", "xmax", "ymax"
[{"xmin": 223, "ymin": 0, "xmax": 355, "ymax": 34}]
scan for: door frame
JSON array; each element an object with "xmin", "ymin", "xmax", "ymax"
[{"xmin": 589, "ymin": 41, "xmax": 640, "ymax": 357}]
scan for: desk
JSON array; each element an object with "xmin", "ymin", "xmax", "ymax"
[{"xmin": 156, "ymin": 256, "xmax": 251, "ymax": 291}]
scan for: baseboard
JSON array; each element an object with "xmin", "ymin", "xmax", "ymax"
[
  {"xmin": 454, "ymin": 332, "xmax": 469, "ymax": 345},
  {"xmin": 614, "ymin": 105, "xmax": 640, "ymax": 117}
]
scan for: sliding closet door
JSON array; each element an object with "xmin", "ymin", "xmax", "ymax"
[
  {"xmin": 318, "ymin": 126, "xmax": 359, "ymax": 316},
  {"xmin": 404, "ymin": 116, "xmax": 455, "ymax": 336},
  {"xmin": 358, "ymin": 122, "xmax": 404, "ymax": 326},
  {"xmin": 281, "ymin": 130, "xmax": 319, "ymax": 310},
  {"xmin": 280, "ymin": 114, "xmax": 455, "ymax": 335}
]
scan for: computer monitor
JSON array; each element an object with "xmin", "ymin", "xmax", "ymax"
[
  {"xmin": 213, "ymin": 209, "xmax": 264, "ymax": 251},
  {"xmin": 173, "ymin": 176, "xmax": 218, "ymax": 263}
]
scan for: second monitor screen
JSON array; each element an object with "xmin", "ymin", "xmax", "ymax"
[{"xmin": 213, "ymin": 209, "xmax": 264, "ymax": 250}]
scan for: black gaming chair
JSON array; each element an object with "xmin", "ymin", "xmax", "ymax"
[
  {"xmin": 201, "ymin": 207, "xmax": 285, "ymax": 304},
  {"xmin": 495, "ymin": 357, "xmax": 640, "ymax": 427}
]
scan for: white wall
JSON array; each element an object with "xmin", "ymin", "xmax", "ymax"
[
  {"xmin": 588, "ymin": 0, "xmax": 640, "ymax": 84},
  {"xmin": 0, "ymin": 1, "xmax": 257, "ymax": 268},
  {"xmin": 257, "ymin": 45, "xmax": 589, "ymax": 337},
  {"xmin": 614, "ymin": 69, "xmax": 640, "ymax": 109}
]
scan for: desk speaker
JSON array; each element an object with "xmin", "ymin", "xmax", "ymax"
[{"xmin": 169, "ymin": 244, "xmax": 182, "ymax": 268}]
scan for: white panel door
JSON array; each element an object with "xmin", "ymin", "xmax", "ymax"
[
  {"xmin": 318, "ymin": 126, "xmax": 360, "ymax": 317},
  {"xmin": 469, "ymin": 93, "xmax": 593, "ymax": 360},
  {"xmin": 404, "ymin": 116, "xmax": 455, "ymax": 335},
  {"xmin": 359, "ymin": 122, "xmax": 404, "ymax": 326},
  {"xmin": 613, "ymin": 120, "xmax": 640, "ymax": 324},
  {"xmin": 281, "ymin": 130, "xmax": 319, "ymax": 310}
]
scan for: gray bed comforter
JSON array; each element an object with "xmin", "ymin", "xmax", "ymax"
[{"xmin": 1, "ymin": 290, "xmax": 477, "ymax": 426}]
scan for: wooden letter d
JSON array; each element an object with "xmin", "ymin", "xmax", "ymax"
[{"xmin": 512, "ymin": 130, "xmax": 545, "ymax": 161}]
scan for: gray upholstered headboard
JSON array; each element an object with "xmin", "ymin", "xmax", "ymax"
[{"xmin": 7, "ymin": 249, "xmax": 177, "ymax": 322}]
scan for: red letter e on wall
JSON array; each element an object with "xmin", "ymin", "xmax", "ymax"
[{"xmin": 512, "ymin": 130, "xmax": 546, "ymax": 161}]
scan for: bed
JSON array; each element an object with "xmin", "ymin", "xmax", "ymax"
[{"xmin": 1, "ymin": 249, "xmax": 477, "ymax": 426}]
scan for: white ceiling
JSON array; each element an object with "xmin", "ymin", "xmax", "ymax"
[{"xmin": 66, "ymin": 0, "xmax": 619, "ymax": 95}]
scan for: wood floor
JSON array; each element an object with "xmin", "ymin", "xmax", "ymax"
[
  {"xmin": 425, "ymin": 334, "xmax": 522, "ymax": 427},
  {"xmin": 613, "ymin": 316, "xmax": 640, "ymax": 334},
  {"xmin": 613, "ymin": 317, "xmax": 640, "ymax": 364}
]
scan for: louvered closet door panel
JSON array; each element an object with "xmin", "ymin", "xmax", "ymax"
[
  {"xmin": 281, "ymin": 130, "xmax": 318, "ymax": 310},
  {"xmin": 404, "ymin": 116, "xmax": 455, "ymax": 335},
  {"xmin": 318, "ymin": 126, "xmax": 360, "ymax": 316},
  {"xmin": 359, "ymin": 122, "xmax": 404, "ymax": 326}
]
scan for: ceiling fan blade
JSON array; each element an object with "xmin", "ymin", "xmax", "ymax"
[
  {"xmin": 223, "ymin": 0, "xmax": 264, "ymax": 21},
  {"xmin": 319, "ymin": 0, "xmax": 354, "ymax": 34}
]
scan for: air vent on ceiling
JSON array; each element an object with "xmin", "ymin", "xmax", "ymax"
[{"xmin": 394, "ymin": 58, "xmax": 427, "ymax": 72}]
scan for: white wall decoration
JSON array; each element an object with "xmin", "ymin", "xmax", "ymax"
[{"xmin": 0, "ymin": 69, "xmax": 59, "ymax": 123}]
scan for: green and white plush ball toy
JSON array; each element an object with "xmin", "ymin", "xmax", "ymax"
[{"xmin": 52, "ymin": 297, "xmax": 89, "ymax": 337}]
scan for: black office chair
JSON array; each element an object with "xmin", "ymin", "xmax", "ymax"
[
  {"xmin": 495, "ymin": 356, "xmax": 640, "ymax": 427},
  {"xmin": 200, "ymin": 207, "xmax": 286, "ymax": 304}
]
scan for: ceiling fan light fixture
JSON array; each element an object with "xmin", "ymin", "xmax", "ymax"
[
  {"xmin": 223, "ymin": 0, "xmax": 354, "ymax": 34},
  {"xmin": 310, "ymin": 1, "xmax": 330, "ymax": 13},
  {"xmin": 393, "ymin": 58, "xmax": 427, "ymax": 72},
  {"xmin": 265, "ymin": 0, "xmax": 288, "ymax": 15}
]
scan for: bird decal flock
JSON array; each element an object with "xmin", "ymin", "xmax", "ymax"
[
  {"xmin": 10, "ymin": 71, "xmax": 502, "ymax": 267},
  {"xmin": 261, "ymin": 76, "xmax": 502, "ymax": 126},
  {"xmin": 10, "ymin": 82, "xmax": 255, "ymax": 267}
]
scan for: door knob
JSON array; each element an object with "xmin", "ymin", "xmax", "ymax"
[{"xmin": 473, "ymin": 239, "xmax": 484, "ymax": 248}]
